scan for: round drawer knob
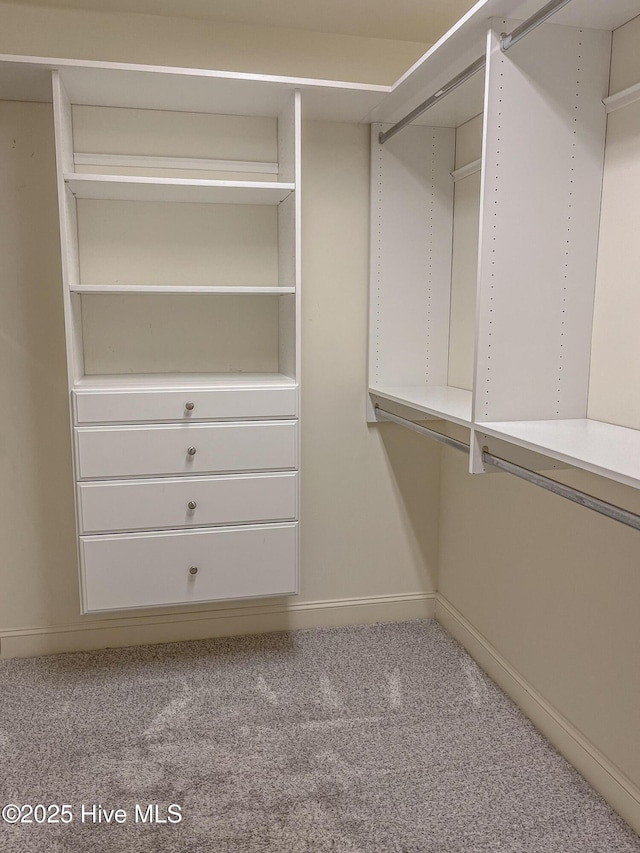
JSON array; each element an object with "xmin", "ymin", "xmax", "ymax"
[
  {"xmin": 185, "ymin": 401, "xmax": 195, "ymax": 411},
  {"xmin": 187, "ymin": 447, "xmax": 197, "ymax": 456},
  {"xmin": 187, "ymin": 500, "xmax": 197, "ymax": 510},
  {"xmin": 189, "ymin": 566, "xmax": 198, "ymax": 576}
]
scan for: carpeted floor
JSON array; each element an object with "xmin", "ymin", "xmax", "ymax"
[{"xmin": 0, "ymin": 619, "xmax": 639, "ymax": 852}]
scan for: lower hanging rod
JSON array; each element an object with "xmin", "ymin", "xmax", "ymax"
[
  {"xmin": 501, "ymin": 0, "xmax": 575, "ymax": 51},
  {"xmin": 375, "ymin": 406, "xmax": 640, "ymax": 532},
  {"xmin": 482, "ymin": 452, "xmax": 640, "ymax": 532},
  {"xmin": 378, "ymin": 55, "xmax": 485, "ymax": 146}
]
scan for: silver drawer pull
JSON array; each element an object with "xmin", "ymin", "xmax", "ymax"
[
  {"xmin": 185, "ymin": 401, "xmax": 195, "ymax": 411},
  {"xmin": 187, "ymin": 500, "xmax": 197, "ymax": 510},
  {"xmin": 189, "ymin": 566, "xmax": 198, "ymax": 576},
  {"xmin": 187, "ymin": 446, "xmax": 197, "ymax": 456}
]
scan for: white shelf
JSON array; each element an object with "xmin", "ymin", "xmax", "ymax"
[
  {"xmin": 478, "ymin": 419, "xmax": 640, "ymax": 490},
  {"xmin": 370, "ymin": 385, "xmax": 472, "ymax": 428},
  {"xmin": 64, "ymin": 173, "xmax": 294, "ymax": 204},
  {"xmin": 71, "ymin": 285, "xmax": 295, "ymax": 295},
  {"xmin": 74, "ymin": 372, "xmax": 297, "ymax": 393}
]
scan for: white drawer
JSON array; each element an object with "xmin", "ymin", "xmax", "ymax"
[
  {"xmin": 75, "ymin": 420, "xmax": 297, "ymax": 479},
  {"xmin": 74, "ymin": 385, "xmax": 298, "ymax": 424},
  {"xmin": 77, "ymin": 472, "xmax": 298, "ymax": 533},
  {"xmin": 80, "ymin": 522, "xmax": 298, "ymax": 612}
]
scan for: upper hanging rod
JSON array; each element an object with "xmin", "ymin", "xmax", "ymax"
[
  {"xmin": 378, "ymin": 55, "xmax": 485, "ymax": 146},
  {"xmin": 375, "ymin": 406, "xmax": 470, "ymax": 454},
  {"xmin": 375, "ymin": 406, "xmax": 640, "ymax": 533},
  {"xmin": 379, "ymin": 0, "xmax": 577, "ymax": 146},
  {"xmin": 501, "ymin": 0, "xmax": 575, "ymax": 51}
]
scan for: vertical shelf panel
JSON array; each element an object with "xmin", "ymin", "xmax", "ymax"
[
  {"xmin": 473, "ymin": 20, "xmax": 611, "ymax": 428},
  {"xmin": 369, "ymin": 123, "xmax": 455, "ymax": 399}
]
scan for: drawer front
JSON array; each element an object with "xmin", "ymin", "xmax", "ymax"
[
  {"xmin": 74, "ymin": 386, "xmax": 298, "ymax": 424},
  {"xmin": 75, "ymin": 420, "xmax": 297, "ymax": 479},
  {"xmin": 80, "ymin": 523, "xmax": 298, "ymax": 612},
  {"xmin": 78, "ymin": 472, "xmax": 298, "ymax": 533}
]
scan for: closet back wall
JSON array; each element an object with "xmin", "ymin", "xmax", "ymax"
[{"xmin": 0, "ymin": 5, "xmax": 438, "ymax": 656}]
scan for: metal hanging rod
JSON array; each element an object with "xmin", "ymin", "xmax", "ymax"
[
  {"xmin": 378, "ymin": 0, "xmax": 576, "ymax": 146},
  {"xmin": 483, "ymin": 452, "xmax": 640, "ymax": 532},
  {"xmin": 376, "ymin": 406, "xmax": 640, "ymax": 532},
  {"xmin": 378, "ymin": 55, "xmax": 485, "ymax": 146},
  {"xmin": 501, "ymin": 0, "xmax": 575, "ymax": 51},
  {"xmin": 374, "ymin": 407, "xmax": 471, "ymax": 454}
]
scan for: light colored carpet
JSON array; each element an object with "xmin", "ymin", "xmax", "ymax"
[{"xmin": 0, "ymin": 619, "xmax": 638, "ymax": 852}]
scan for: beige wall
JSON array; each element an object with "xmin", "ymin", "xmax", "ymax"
[
  {"xmin": 0, "ymin": 1, "xmax": 427, "ymax": 85},
  {"xmin": 0, "ymin": 8, "xmax": 438, "ymax": 653},
  {"xmin": 439, "ymin": 448, "xmax": 640, "ymax": 791}
]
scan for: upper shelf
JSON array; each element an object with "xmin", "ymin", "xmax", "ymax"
[
  {"xmin": 64, "ymin": 173, "xmax": 294, "ymax": 204},
  {"xmin": 0, "ymin": 54, "xmax": 390, "ymax": 122},
  {"xmin": 477, "ymin": 419, "xmax": 640, "ymax": 490},
  {"xmin": 370, "ymin": 385, "xmax": 472, "ymax": 428}
]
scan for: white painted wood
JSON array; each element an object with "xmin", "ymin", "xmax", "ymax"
[
  {"xmin": 65, "ymin": 173, "xmax": 294, "ymax": 204},
  {"xmin": 74, "ymin": 372, "xmax": 297, "ymax": 390},
  {"xmin": 77, "ymin": 472, "xmax": 298, "ymax": 534},
  {"xmin": 451, "ymin": 158, "xmax": 482, "ymax": 182},
  {"xmin": 75, "ymin": 420, "xmax": 298, "ymax": 480},
  {"xmin": 52, "ymin": 73, "xmax": 83, "ymax": 384},
  {"xmin": 477, "ymin": 419, "xmax": 640, "ymax": 490},
  {"xmin": 448, "ymin": 169, "xmax": 481, "ymax": 391},
  {"xmin": 473, "ymin": 21, "xmax": 611, "ymax": 426},
  {"xmin": 74, "ymin": 384, "xmax": 298, "ymax": 423},
  {"xmin": 74, "ymin": 152, "xmax": 279, "ymax": 174},
  {"xmin": 80, "ymin": 522, "xmax": 298, "ymax": 612},
  {"xmin": 71, "ymin": 285, "xmax": 294, "ymax": 294},
  {"xmin": 369, "ymin": 123, "xmax": 455, "ymax": 390},
  {"xmin": 370, "ymin": 385, "xmax": 472, "ymax": 427}
]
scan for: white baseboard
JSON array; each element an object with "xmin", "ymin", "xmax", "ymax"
[
  {"xmin": 0, "ymin": 591, "xmax": 435, "ymax": 659},
  {"xmin": 435, "ymin": 593, "xmax": 640, "ymax": 836}
]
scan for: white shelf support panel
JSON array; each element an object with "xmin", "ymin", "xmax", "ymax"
[
  {"xmin": 368, "ymin": 122, "xmax": 455, "ymax": 422},
  {"xmin": 471, "ymin": 18, "xmax": 611, "ymax": 472},
  {"xmin": 64, "ymin": 173, "xmax": 294, "ymax": 204}
]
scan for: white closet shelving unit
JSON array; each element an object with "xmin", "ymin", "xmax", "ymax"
[
  {"xmin": 368, "ymin": 0, "xmax": 640, "ymax": 496},
  {"xmin": 51, "ymin": 69, "xmax": 304, "ymax": 613},
  {"xmin": 0, "ymin": 53, "xmax": 391, "ymax": 615}
]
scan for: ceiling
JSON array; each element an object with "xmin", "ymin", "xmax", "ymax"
[{"xmin": 10, "ymin": 0, "xmax": 479, "ymax": 43}]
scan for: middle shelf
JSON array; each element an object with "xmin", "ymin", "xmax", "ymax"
[{"xmin": 64, "ymin": 172, "xmax": 295, "ymax": 204}]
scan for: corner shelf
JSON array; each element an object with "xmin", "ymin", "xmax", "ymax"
[
  {"xmin": 477, "ymin": 419, "xmax": 640, "ymax": 491},
  {"xmin": 370, "ymin": 385, "xmax": 472, "ymax": 428},
  {"xmin": 64, "ymin": 173, "xmax": 294, "ymax": 204}
]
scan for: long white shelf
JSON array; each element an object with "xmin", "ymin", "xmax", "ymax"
[
  {"xmin": 64, "ymin": 173, "xmax": 294, "ymax": 204},
  {"xmin": 370, "ymin": 385, "xmax": 472, "ymax": 428},
  {"xmin": 71, "ymin": 285, "xmax": 294, "ymax": 294},
  {"xmin": 478, "ymin": 419, "xmax": 640, "ymax": 490},
  {"xmin": 75, "ymin": 372, "xmax": 297, "ymax": 393}
]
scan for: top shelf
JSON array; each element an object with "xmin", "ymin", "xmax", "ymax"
[{"xmin": 64, "ymin": 173, "xmax": 294, "ymax": 204}]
